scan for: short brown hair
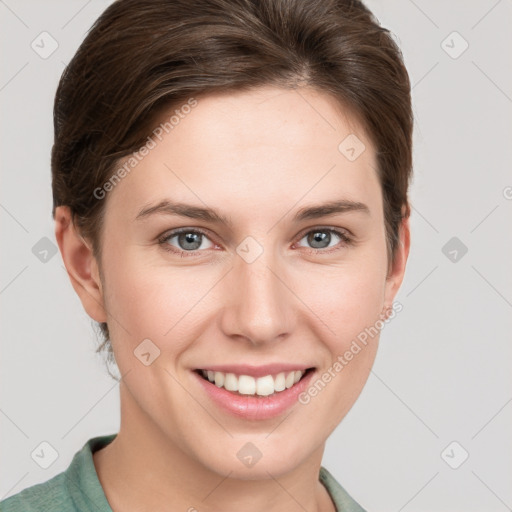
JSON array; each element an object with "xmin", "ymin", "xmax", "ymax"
[{"xmin": 51, "ymin": 0, "xmax": 413, "ymax": 371}]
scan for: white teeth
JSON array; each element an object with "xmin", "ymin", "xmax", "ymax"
[
  {"xmin": 238, "ymin": 375, "xmax": 256, "ymax": 395},
  {"xmin": 256, "ymin": 375, "xmax": 274, "ymax": 396},
  {"xmin": 214, "ymin": 372, "xmax": 224, "ymax": 387},
  {"xmin": 285, "ymin": 371, "xmax": 295, "ymax": 389},
  {"xmin": 201, "ymin": 369, "xmax": 307, "ymax": 396},
  {"xmin": 224, "ymin": 373, "xmax": 238, "ymax": 392},
  {"xmin": 274, "ymin": 372, "xmax": 286, "ymax": 392}
]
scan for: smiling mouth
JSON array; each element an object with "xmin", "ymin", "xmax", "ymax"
[{"xmin": 194, "ymin": 367, "xmax": 315, "ymax": 397}]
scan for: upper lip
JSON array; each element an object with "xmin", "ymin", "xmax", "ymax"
[{"xmin": 195, "ymin": 364, "xmax": 315, "ymax": 378}]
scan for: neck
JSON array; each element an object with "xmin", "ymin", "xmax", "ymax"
[{"xmin": 93, "ymin": 384, "xmax": 335, "ymax": 512}]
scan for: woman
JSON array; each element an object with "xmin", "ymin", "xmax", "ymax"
[{"xmin": 1, "ymin": 0, "xmax": 412, "ymax": 510}]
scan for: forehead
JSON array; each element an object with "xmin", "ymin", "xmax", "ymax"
[{"xmin": 105, "ymin": 86, "xmax": 381, "ymax": 222}]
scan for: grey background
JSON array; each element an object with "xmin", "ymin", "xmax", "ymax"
[{"xmin": 1, "ymin": 1, "xmax": 511, "ymax": 510}]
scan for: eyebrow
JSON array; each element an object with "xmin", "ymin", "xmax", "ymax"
[
  {"xmin": 135, "ymin": 200, "xmax": 233, "ymax": 226},
  {"xmin": 135, "ymin": 198, "xmax": 370, "ymax": 225},
  {"xmin": 293, "ymin": 199, "xmax": 370, "ymax": 221}
]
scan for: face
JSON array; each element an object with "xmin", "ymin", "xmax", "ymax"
[{"xmin": 62, "ymin": 86, "xmax": 408, "ymax": 479}]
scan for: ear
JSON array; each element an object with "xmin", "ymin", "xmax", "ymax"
[
  {"xmin": 383, "ymin": 215, "xmax": 411, "ymax": 309},
  {"xmin": 54, "ymin": 205, "xmax": 107, "ymax": 323}
]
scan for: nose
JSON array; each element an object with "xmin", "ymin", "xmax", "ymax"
[{"xmin": 219, "ymin": 246, "xmax": 294, "ymax": 346}]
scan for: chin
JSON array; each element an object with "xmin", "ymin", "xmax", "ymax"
[{"xmin": 193, "ymin": 437, "xmax": 313, "ymax": 481}]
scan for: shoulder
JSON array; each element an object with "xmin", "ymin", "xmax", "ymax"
[
  {"xmin": 0, "ymin": 471, "xmax": 71, "ymax": 512},
  {"xmin": 319, "ymin": 466, "xmax": 367, "ymax": 512},
  {"xmin": 0, "ymin": 434, "xmax": 117, "ymax": 512}
]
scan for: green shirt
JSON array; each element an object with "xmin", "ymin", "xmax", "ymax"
[{"xmin": 0, "ymin": 434, "xmax": 366, "ymax": 511}]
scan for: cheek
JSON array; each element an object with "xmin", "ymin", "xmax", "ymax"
[
  {"xmin": 103, "ymin": 251, "xmax": 218, "ymax": 353},
  {"xmin": 294, "ymin": 264, "xmax": 385, "ymax": 427},
  {"xmin": 293, "ymin": 255, "xmax": 386, "ymax": 351}
]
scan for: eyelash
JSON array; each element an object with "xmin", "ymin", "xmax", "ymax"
[{"xmin": 157, "ymin": 227, "xmax": 354, "ymax": 258}]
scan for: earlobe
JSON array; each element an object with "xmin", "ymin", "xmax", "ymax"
[
  {"xmin": 383, "ymin": 216, "xmax": 411, "ymax": 307},
  {"xmin": 54, "ymin": 206, "xmax": 107, "ymax": 323}
]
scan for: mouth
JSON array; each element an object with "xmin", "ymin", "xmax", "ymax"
[{"xmin": 193, "ymin": 367, "xmax": 316, "ymax": 398}]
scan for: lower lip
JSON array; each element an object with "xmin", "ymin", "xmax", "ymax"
[{"xmin": 192, "ymin": 369, "xmax": 316, "ymax": 421}]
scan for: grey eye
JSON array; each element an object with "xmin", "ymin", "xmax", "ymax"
[
  {"xmin": 177, "ymin": 232, "xmax": 203, "ymax": 250},
  {"xmin": 163, "ymin": 230, "xmax": 215, "ymax": 252},
  {"xmin": 298, "ymin": 230, "xmax": 341, "ymax": 250}
]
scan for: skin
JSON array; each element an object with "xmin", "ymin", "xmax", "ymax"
[{"xmin": 55, "ymin": 85, "xmax": 410, "ymax": 512}]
